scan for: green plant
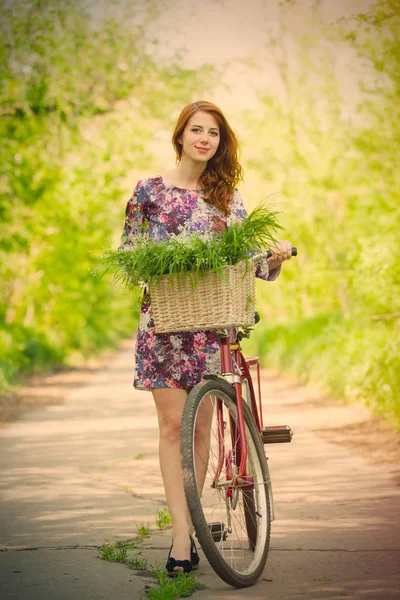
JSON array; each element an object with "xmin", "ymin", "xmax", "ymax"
[
  {"xmin": 99, "ymin": 538, "xmax": 205, "ymax": 597},
  {"xmin": 102, "ymin": 205, "xmax": 282, "ymax": 289},
  {"xmin": 136, "ymin": 523, "xmax": 151, "ymax": 537},
  {"xmin": 156, "ymin": 507, "xmax": 172, "ymax": 530},
  {"xmin": 126, "ymin": 551, "xmax": 149, "ymax": 570},
  {"xmin": 100, "ymin": 539, "xmax": 149, "ymax": 572},
  {"xmin": 0, "ymin": 0, "xmax": 216, "ymax": 393},
  {"xmin": 99, "ymin": 540, "xmax": 128, "ymax": 562},
  {"xmin": 148, "ymin": 570, "xmax": 206, "ymax": 599},
  {"xmin": 238, "ymin": 0, "xmax": 400, "ymax": 428},
  {"xmin": 114, "ymin": 540, "xmax": 137, "ymax": 549}
]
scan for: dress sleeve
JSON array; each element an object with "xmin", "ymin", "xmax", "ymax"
[
  {"xmin": 228, "ymin": 189, "xmax": 281, "ymax": 282},
  {"xmin": 118, "ymin": 179, "xmax": 148, "ymax": 251}
]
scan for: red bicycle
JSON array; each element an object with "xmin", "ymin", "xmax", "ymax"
[{"xmin": 180, "ymin": 249, "xmax": 296, "ymax": 588}]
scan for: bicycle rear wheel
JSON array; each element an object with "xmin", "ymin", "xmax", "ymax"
[{"xmin": 181, "ymin": 378, "xmax": 271, "ymax": 588}]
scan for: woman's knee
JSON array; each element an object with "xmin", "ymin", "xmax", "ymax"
[
  {"xmin": 194, "ymin": 396, "xmax": 214, "ymax": 435},
  {"xmin": 159, "ymin": 414, "xmax": 182, "ymax": 443},
  {"xmin": 153, "ymin": 388, "xmax": 187, "ymax": 444}
]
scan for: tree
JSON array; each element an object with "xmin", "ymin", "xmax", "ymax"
[{"xmin": 0, "ymin": 0, "xmax": 216, "ymax": 390}]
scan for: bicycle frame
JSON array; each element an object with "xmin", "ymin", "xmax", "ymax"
[
  {"xmin": 212, "ymin": 336, "xmax": 256, "ymax": 469},
  {"xmin": 220, "ymin": 333, "xmax": 250, "ymax": 478},
  {"xmin": 208, "ymin": 328, "xmax": 277, "ymax": 521}
]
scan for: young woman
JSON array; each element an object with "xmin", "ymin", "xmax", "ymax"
[{"xmin": 119, "ymin": 100, "xmax": 293, "ymax": 575}]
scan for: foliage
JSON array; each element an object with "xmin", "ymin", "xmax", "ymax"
[
  {"xmin": 2, "ymin": 0, "xmax": 398, "ymax": 428},
  {"xmin": 136, "ymin": 523, "xmax": 151, "ymax": 537},
  {"xmin": 155, "ymin": 507, "xmax": 172, "ymax": 530},
  {"xmin": 99, "ymin": 537, "xmax": 205, "ymax": 598},
  {"xmin": 148, "ymin": 570, "xmax": 206, "ymax": 599},
  {"xmin": 99, "ymin": 538, "xmax": 149, "ymax": 569},
  {"xmin": 241, "ymin": 0, "xmax": 400, "ymax": 426},
  {"xmin": 102, "ymin": 205, "xmax": 281, "ymax": 288},
  {"xmin": 0, "ymin": 0, "xmax": 215, "ymax": 391},
  {"xmin": 100, "ymin": 539, "xmax": 130, "ymax": 563},
  {"xmin": 126, "ymin": 551, "xmax": 149, "ymax": 571}
]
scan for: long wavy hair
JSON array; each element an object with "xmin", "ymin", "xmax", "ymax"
[{"xmin": 172, "ymin": 100, "xmax": 243, "ymax": 216}]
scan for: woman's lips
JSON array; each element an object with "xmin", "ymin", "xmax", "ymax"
[{"xmin": 195, "ymin": 147, "xmax": 209, "ymax": 153}]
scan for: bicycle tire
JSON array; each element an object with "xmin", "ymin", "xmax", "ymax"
[
  {"xmin": 181, "ymin": 378, "xmax": 271, "ymax": 588},
  {"xmin": 241, "ymin": 377, "xmax": 258, "ymax": 552}
]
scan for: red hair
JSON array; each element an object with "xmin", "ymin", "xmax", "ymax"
[{"xmin": 172, "ymin": 100, "xmax": 243, "ymax": 216}]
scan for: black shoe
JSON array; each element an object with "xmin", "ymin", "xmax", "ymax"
[
  {"xmin": 190, "ymin": 535, "xmax": 200, "ymax": 570},
  {"xmin": 165, "ymin": 543, "xmax": 193, "ymax": 577}
]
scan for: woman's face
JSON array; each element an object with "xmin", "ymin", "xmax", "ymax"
[{"xmin": 178, "ymin": 111, "xmax": 220, "ymax": 163}]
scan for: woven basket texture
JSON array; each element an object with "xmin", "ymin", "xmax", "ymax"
[{"xmin": 150, "ymin": 259, "xmax": 256, "ymax": 333}]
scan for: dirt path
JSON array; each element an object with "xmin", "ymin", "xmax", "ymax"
[{"xmin": 0, "ymin": 341, "xmax": 399, "ymax": 599}]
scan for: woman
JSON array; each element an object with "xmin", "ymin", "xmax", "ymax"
[{"xmin": 119, "ymin": 100, "xmax": 292, "ymax": 575}]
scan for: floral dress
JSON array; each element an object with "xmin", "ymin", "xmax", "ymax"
[{"xmin": 119, "ymin": 176, "xmax": 281, "ymax": 391}]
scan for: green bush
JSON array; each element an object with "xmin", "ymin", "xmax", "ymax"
[
  {"xmin": 241, "ymin": 0, "xmax": 400, "ymax": 427},
  {"xmin": 0, "ymin": 0, "xmax": 215, "ymax": 391}
]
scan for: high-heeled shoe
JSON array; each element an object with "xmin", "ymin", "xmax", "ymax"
[
  {"xmin": 165, "ymin": 542, "xmax": 193, "ymax": 577},
  {"xmin": 190, "ymin": 535, "xmax": 200, "ymax": 570}
]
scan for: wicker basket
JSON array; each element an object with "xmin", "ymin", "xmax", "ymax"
[{"xmin": 150, "ymin": 259, "xmax": 257, "ymax": 333}]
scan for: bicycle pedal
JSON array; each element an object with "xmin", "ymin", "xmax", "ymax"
[
  {"xmin": 261, "ymin": 425, "xmax": 293, "ymax": 444},
  {"xmin": 207, "ymin": 521, "xmax": 227, "ymax": 542}
]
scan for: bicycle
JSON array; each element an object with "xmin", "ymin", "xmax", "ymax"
[{"xmin": 180, "ymin": 248, "xmax": 296, "ymax": 588}]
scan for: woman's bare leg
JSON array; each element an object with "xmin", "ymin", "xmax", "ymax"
[
  {"xmin": 193, "ymin": 395, "xmax": 214, "ymax": 494},
  {"xmin": 152, "ymin": 388, "xmax": 214, "ymax": 571},
  {"xmin": 152, "ymin": 388, "xmax": 191, "ymax": 571}
]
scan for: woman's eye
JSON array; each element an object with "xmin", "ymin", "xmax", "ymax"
[{"xmin": 191, "ymin": 128, "xmax": 219, "ymax": 136}]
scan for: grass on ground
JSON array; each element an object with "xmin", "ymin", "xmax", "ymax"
[
  {"xmin": 156, "ymin": 507, "xmax": 172, "ymax": 530},
  {"xmin": 99, "ymin": 534, "xmax": 205, "ymax": 599}
]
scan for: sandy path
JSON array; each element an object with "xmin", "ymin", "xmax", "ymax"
[{"xmin": 0, "ymin": 341, "xmax": 399, "ymax": 599}]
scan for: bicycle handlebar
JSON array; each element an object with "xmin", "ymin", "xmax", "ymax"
[{"xmin": 253, "ymin": 247, "xmax": 297, "ymax": 262}]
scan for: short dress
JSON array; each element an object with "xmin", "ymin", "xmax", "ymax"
[{"xmin": 119, "ymin": 176, "xmax": 281, "ymax": 391}]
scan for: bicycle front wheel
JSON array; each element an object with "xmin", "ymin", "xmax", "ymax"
[{"xmin": 181, "ymin": 378, "xmax": 271, "ymax": 588}]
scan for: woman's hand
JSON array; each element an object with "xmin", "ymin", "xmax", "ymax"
[{"xmin": 266, "ymin": 240, "xmax": 293, "ymax": 270}]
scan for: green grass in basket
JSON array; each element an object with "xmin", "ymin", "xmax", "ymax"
[{"xmin": 102, "ymin": 204, "xmax": 282, "ymax": 289}]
